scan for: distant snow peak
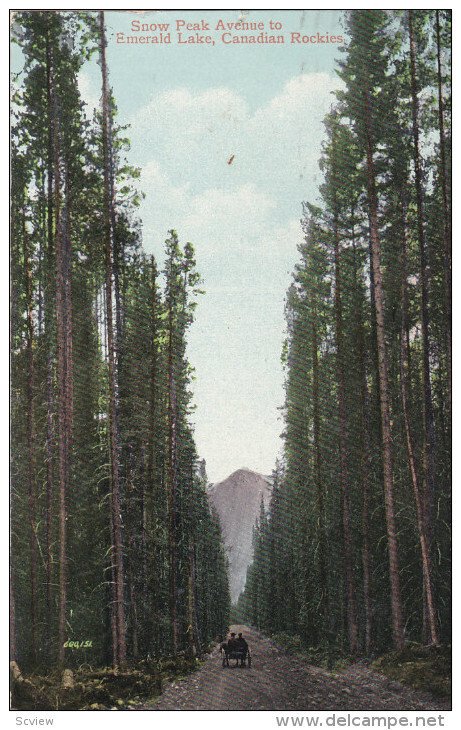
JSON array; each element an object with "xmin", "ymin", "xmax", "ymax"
[{"xmin": 208, "ymin": 468, "xmax": 273, "ymax": 603}]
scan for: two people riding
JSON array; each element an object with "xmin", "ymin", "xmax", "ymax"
[{"xmin": 220, "ymin": 631, "xmax": 250, "ymax": 666}]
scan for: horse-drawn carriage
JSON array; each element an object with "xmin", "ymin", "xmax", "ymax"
[{"xmin": 221, "ymin": 646, "xmax": 252, "ymax": 668}]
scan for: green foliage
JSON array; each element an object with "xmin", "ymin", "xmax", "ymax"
[
  {"xmin": 239, "ymin": 8, "xmax": 451, "ymax": 663},
  {"xmin": 11, "ymin": 666, "xmax": 163, "ymax": 711},
  {"xmin": 10, "ymin": 10, "xmax": 230, "ymax": 675},
  {"xmin": 270, "ymin": 634, "xmax": 353, "ymax": 672},
  {"xmin": 373, "ymin": 645, "xmax": 451, "ymax": 697}
]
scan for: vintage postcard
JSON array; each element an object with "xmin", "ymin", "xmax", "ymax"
[{"xmin": 9, "ymin": 5, "xmax": 452, "ymax": 723}]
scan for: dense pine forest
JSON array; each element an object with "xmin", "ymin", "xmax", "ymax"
[
  {"xmin": 10, "ymin": 9, "xmax": 230, "ymax": 678},
  {"xmin": 10, "ymin": 8, "xmax": 452, "ymax": 712},
  {"xmin": 238, "ymin": 10, "xmax": 451, "ymax": 656}
]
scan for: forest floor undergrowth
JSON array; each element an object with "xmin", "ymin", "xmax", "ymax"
[
  {"xmin": 11, "ymin": 626, "xmax": 451, "ymax": 711},
  {"xmin": 10, "ymin": 655, "xmax": 199, "ymax": 711},
  {"xmin": 137, "ymin": 625, "xmax": 451, "ymax": 712}
]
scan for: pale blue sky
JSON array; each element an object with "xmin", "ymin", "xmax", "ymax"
[
  {"xmin": 15, "ymin": 9, "xmax": 346, "ymax": 483},
  {"xmin": 97, "ymin": 10, "xmax": 346, "ymax": 482},
  {"xmin": 82, "ymin": 9, "xmax": 346, "ymax": 483}
]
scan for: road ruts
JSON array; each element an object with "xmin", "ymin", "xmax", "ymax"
[{"xmin": 137, "ymin": 625, "xmax": 450, "ymax": 712}]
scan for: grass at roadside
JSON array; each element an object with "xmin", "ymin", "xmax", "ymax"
[
  {"xmin": 270, "ymin": 632, "xmax": 353, "ymax": 672},
  {"xmin": 372, "ymin": 644, "xmax": 451, "ymax": 698},
  {"xmin": 269, "ymin": 631, "xmax": 451, "ymax": 698}
]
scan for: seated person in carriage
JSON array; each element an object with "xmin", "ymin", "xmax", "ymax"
[
  {"xmin": 219, "ymin": 631, "xmax": 237, "ymax": 654},
  {"xmin": 227, "ymin": 632, "xmax": 238, "ymax": 652},
  {"xmin": 236, "ymin": 632, "xmax": 249, "ymax": 662},
  {"xmin": 220, "ymin": 631, "xmax": 250, "ymax": 666}
]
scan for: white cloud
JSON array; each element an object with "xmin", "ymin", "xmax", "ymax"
[
  {"xmin": 249, "ymin": 73, "xmax": 335, "ymax": 175},
  {"xmin": 133, "ymin": 86, "xmax": 248, "ymax": 183},
  {"xmin": 127, "ymin": 73, "xmax": 338, "ymax": 481},
  {"xmin": 182, "ymin": 184, "xmax": 275, "ymax": 245},
  {"xmin": 134, "ymin": 73, "xmax": 336, "ymax": 260},
  {"xmin": 139, "ymin": 162, "xmax": 277, "ymax": 257},
  {"xmin": 130, "ymin": 71, "xmax": 337, "ymax": 203}
]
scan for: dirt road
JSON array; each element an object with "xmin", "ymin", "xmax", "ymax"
[{"xmin": 143, "ymin": 625, "xmax": 450, "ymax": 711}]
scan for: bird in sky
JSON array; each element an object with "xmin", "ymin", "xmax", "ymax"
[{"xmin": 227, "ymin": 154, "xmax": 235, "ymax": 165}]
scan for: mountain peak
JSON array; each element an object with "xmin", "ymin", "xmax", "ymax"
[
  {"xmin": 208, "ymin": 468, "xmax": 273, "ymax": 603},
  {"xmin": 228, "ymin": 466, "xmax": 262, "ymax": 479}
]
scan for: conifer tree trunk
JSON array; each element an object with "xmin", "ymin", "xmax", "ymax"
[
  {"xmin": 108, "ymin": 110, "xmax": 123, "ymax": 361},
  {"xmin": 435, "ymin": 9, "xmax": 451, "ymax": 420},
  {"xmin": 23, "ymin": 212, "xmax": 38, "ymax": 665},
  {"xmin": 311, "ymin": 297, "xmax": 328, "ymax": 627},
  {"xmin": 45, "ymin": 362, "xmax": 54, "ymax": 642},
  {"xmin": 364, "ymin": 89, "xmax": 405, "ymax": 650},
  {"xmin": 360, "ymin": 378, "xmax": 373, "ymax": 655},
  {"xmin": 167, "ymin": 290, "xmax": 179, "ymax": 654},
  {"xmin": 144, "ymin": 258, "xmax": 158, "ymax": 642},
  {"xmin": 99, "ymin": 10, "xmax": 127, "ymax": 668},
  {"xmin": 107, "ymin": 495, "xmax": 118, "ymax": 668},
  {"xmin": 146, "ymin": 257, "xmax": 157, "ymax": 550},
  {"xmin": 366, "ymin": 212, "xmax": 381, "ymax": 421},
  {"xmin": 44, "ymin": 32, "xmax": 55, "ymax": 644},
  {"xmin": 128, "ymin": 523, "xmax": 139, "ymax": 659},
  {"xmin": 51, "ymin": 60, "xmax": 73, "ymax": 665},
  {"xmin": 408, "ymin": 10, "xmax": 437, "ymax": 561},
  {"xmin": 399, "ymin": 201, "xmax": 439, "ymax": 645},
  {"xmin": 63, "ymin": 165, "xmax": 74, "ymax": 480},
  {"xmin": 351, "ymin": 225, "xmax": 373, "ymax": 655},
  {"xmin": 332, "ymin": 202, "xmax": 358, "ymax": 655},
  {"xmin": 130, "ymin": 581, "xmax": 139, "ymax": 659}
]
